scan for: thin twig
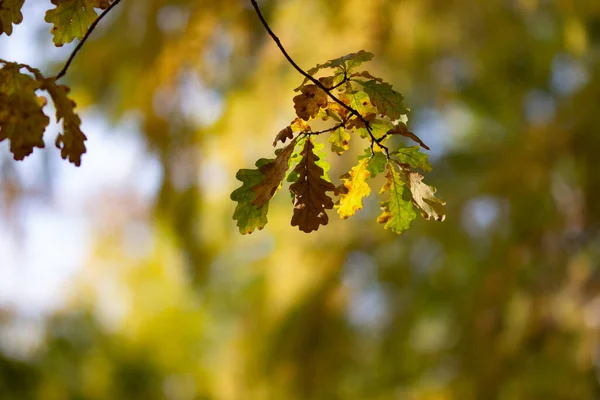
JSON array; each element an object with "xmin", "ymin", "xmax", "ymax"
[
  {"xmin": 55, "ymin": 0, "xmax": 122, "ymax": 81},
  {"xmin": 249, "ymin": 0, "xmax": 388, "ymax": 155}
]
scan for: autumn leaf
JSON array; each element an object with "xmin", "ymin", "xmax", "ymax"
[
  {"xmin": 89, "ymin": 0, "xmax": 114, "ymax": 9},
  {"xmin": 293, "ymin": 84, "xmax": 328, "ymax": 121},
  {"xmin": 358, "ymin": 149, "xmax": 387, "ymax": 177},
  {"xmin": 231, "ymin": 159, "xmax": 272, "ymax": 234},
  {"xmin": 289, "ymin": 139, "xmax": 335, "ymax": 233},
  {"xmin": 251, "ymin": 138, "xmax": 298, "ymax": 207},
  {"xmin": 294, "ymin": 50, "xmax": 374, "ymax": 91},
  {"xmin": 0, "ymin": 0, "xmax": 24, "ymax": 36},
  {"xmin": 0, "ymin": 63, "xmax": 49, "ymax": 160},
  {"xmin": 0, "ymin": 93, "xmax": 49, "ymax": 160},
  {"xmin": 387, "ymin": 122, "xmax": 430, "ymax": 150},
  {"xmin": 407, "ymin": 172, "xmax": 446, "ymax": 221},
  {"xmin": 272, "ymin": 118, "xmax": 310, "ymax": 146},
  {"xmin": 42, "ymin": 79, "xmax": 87, "ymax": 166},
  {"xmin": 45, "ymin": 0, "xmax": 98, "ymax": 46},
  {"xmin": 377, "ymin": 164, "xmax": 417, "ymax": 234},
  {"xmin": 344, "ymin": 90, "xmax": 376, "ymax": 116},
  {"xmin": 328, "ymin": 126, "xmax": 350, "ymax": 155},
  {"xmin": 392, "ymin": 146, "xmax": 432, "ymax": 172},
  {"xmin": 336, "ymin": 158, "xmax": 371, "ymax": 219},
  {"xmin": 359, "ymin": 80, "xmax": 409, "ymax": 120}
]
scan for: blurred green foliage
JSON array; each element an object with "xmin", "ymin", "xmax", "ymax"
[{"xmin": 2, "ymin": 0, "xmax": 600, "ymax": 398}]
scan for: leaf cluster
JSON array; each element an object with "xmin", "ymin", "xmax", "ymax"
[
  {"xmin": 0, "ymin": 0, "xmax": 115, "ymax": 165},
  {"xmin": 0, "ymin": 62, "xmax": 86, "ymax": 165},
  {"xmin": 231, "ymin": 51, "xmax": 445, "ymax": 234}
]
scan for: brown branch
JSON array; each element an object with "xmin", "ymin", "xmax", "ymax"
[
  {"xmin": 55, "ymin": 0, "xmax": 122, "ymax": 81},
  {"xmin": 249, "ymin": 0, "xmax": 388, "ymax": 155}
]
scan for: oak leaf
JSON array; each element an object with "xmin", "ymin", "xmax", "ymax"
[
  {"xmin": 293, "ymin": 84, "xmax": 328, "ymax": 121},
  {"xmin": 387, "ymin": 122, "xmax": 430, "ymax": 150},
  {"xmin": 231, "ymin": 159, "xmax": 271, "ymax": 234},
  {"xmin": 377, "ymin": 164, "xmax": 417, "ymax": 234},
  {"xmin": 407, "ymin": 172, "xmax": 446, "ymax": 221},
  {"xmin": 0, "ymin": 63, "xmax": 49, "ymax": 160},
  {"xmin": 328, "ymin": 126, "xmax": 350, "ymax": 155},
  {"xmin": 251, "ymin": 138, "xmax": 298, "ymax": 207},
  {"xmin": 45, "ymin": 0, "xmax": 98, "ymax": 46},
  {"xmin": 289, "ymin": 139, "xmax": 335, "ymax": 233},
  {"xmin": 0, "ymin": 93, "xmax": 49, "ymax": 160},
  {"xmin": 272, "ymin": 118, "xmax": 309, "ymax": 146},
  {"xmin": 42, "ymin": 79, "xmax": 87, "ymax": 166},
  {"xmin": 0, "ymin": 0, "xmax": 24, "ymax": 36},
  {"xmin": 359, "ymin": 80, "xmax": 409, "ymax": 120},
  {"xmin": 294, "ymin": 50, "xmax": 374, "ymax": 91},
  {"xmin": 336, "ymin": 158, "xmax": 371, "ymax": 219},
  {"xmin": 392, "ymin": 146, "xmax": 432, "ymax": 172}
]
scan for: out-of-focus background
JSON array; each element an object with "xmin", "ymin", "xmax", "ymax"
[{"xmin": 1, "ymin": 0, "xmax": 600, "ymax": 398}]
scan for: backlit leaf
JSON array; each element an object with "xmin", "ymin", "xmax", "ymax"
[
  {"xmin": 0, "ymin": 0, "xmax": 24, "ymax": 36},
  {"xmin": 251, "ymin": 138, "xmax": 298, "ymax": 207},
  {"xmin": 231, "ymin": 158, "xmax": 272, "ymax": 234},
  {"xmin": 45, "ymin": 0, "xmax": 98, "ymax": 46},
  {"xmin": 359, "ymin": 80, "xmax": 409, "ymax": 120},
  {"xmin": 407, "ymin": 172, "xmax": 446, "ymax": 221},
  {"xmin": 359, "ymin": 149, "xmax": 387, "ymax": 177},
  {"xmin": 42, "ymin": 79, "xmax": 87, "ymax": 166},
  {"xmin": 336, "ymin": 158, "xmax": 371, "ymax": 219},
  {"xmin": 289, "ymin": 138, "xmax": 335, "ymax": 233},
  {"xmin": 387, "ymin": 122, "xmax": 429, "ymax": 150},
  {"xmin": 328, "ymin": 126, "xmax": 350, "ymax": 155},
  {"xmin": 293, "ymin": 84, "xmax": 328, "ymax": 121},
  {"xmin": 377, "ymin": 164, "xmax": 417, "ymax": 234},
  {"xmin": 393, "ymin": 146, "xmax": 432, "ymax": 172}
]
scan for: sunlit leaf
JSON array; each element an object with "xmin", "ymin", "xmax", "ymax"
[
  {"xmin": 387, "ymin": 122, "xmax": 429, "ymax": 150},
  {"xmin": 293, "ymin": 84, "xmax": 328, "ymax": 121},
  {"xmin": 289, "ymin": 138, "xmax": 335, "ymax": 232},
  {"xmin": 328, "ymin": 126, "xmax": 350, "ymax": 155},
  {"xmin": 45, "ymin": 0, "xmax": 98, "ymax": 46},
  {"xmin": 407, "ymin": 172, "xmax": 446, "ymax": 221},
  {"xmin": 392, "ymin": 146, "xmax": 432, "ymax": 172},
  {"xmin": 359, "ymin": 80, "xmax": 409, "ymax": 120},
  {"xmin": 231, "ymin": 158, "xmax": 272, "ymax": 234},
  {"xmin": 336, "ymin": 158, "xmax": 371, "ymax": 219},
  {"xmin": 251, "ymin": 138, "xmax": 298, "ymax": 207},
  {"xmin": 377, "ymin": 164, "xmax": 417, "ymax": 234}
]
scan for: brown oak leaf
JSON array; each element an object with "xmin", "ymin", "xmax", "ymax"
[
  {"xmin": 251, "ymin": 137, "xmax": 298, "ymax": 208},
  {"xmin": 293, "ymin": 84, "xmax": 327, "ymax": 121},
  {"xmin": 387, "ymin": 122, "xmax": 430, "ymax": 150},
  {"xmin": 289, "ymin": 138, "xmax": 335, "ymax": 233}
]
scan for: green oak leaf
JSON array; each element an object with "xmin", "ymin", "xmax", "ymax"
[
  {"xmin": 231, "ymin": 158, "xmax": 273, "ymax": 234},
  {"xmin": 377, "ymin": 164, "xmax": 417, "ymax": 234},
  {"xmin": 359, "ymin": 80, "xmax": 409, "ymax": 120},
  {"xmin": 359, "ymin": 149, "xmax": 387, "ymax": 177},
  {"xmin": 392, "ymin": 146, "xmax": 432, "ymax": 172},
  {"xmin": 0, "ymin": 0, "xmax": 24, "ymax": 36},
  {"xmin": 294, "ymin": 50, "xmax": 374, "ymax": 91},
  {"xmin": 45, "ymin": 0, "xmax": 98, "ymax": 46},
  {"xmin": 328, "ymin": 126, "xmax": 350, "ymax": 155}
]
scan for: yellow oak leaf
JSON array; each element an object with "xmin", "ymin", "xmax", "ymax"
[{"xmin": 336, "ymin": 158, "xmax": 371, "ymax": 219}]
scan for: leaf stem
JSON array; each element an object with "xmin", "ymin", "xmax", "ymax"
[
  {"xmin": 55, "ymin": 0, "xmax": 122, "ymax": 81},
  {"xmin": 248, "ymin": 0, "xmax": 388, "ymax": 155}
]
